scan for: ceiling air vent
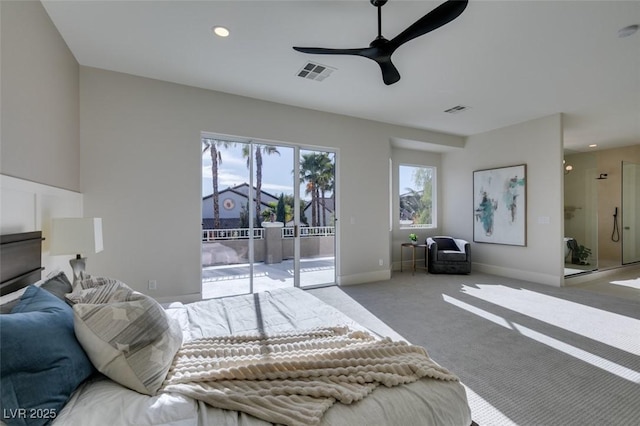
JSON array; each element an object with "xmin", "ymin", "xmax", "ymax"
[
  {"xmin": 444, "ymin": 105, "xmax": 469, "ymax": 114},
  {"xmin": 297, "ymin": 62, "xmax": 336, "ymax": 82}
]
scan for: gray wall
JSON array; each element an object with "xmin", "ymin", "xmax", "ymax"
[
  {"xmin": 1, "ymin": 0, "xmax": 80, "ymax": 191},
  {"xmin": 78, "ymin": 67, "xmax": 463, "ymax": 299},
  {"xmin": 442, "ymin": 114, "xmax": 564, "ymax": 285}
]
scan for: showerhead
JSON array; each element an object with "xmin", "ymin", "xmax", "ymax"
[{"xmin": 596, "ymin": 173, "xmax": 608, "ymax": 180}]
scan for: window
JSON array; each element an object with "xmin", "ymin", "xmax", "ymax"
[{"xmin": 399, "ymin": 164, "xmax": 436, "ymax": 228}]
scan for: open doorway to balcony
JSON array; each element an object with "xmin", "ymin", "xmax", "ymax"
[{"xmin": 201, "ymin": 135, "xmax": 336, "ymax": 298}]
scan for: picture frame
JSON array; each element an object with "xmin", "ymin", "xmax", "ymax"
[{"xmin": 473, "ymin": 164, "xmax": 527, "ymax": 246}]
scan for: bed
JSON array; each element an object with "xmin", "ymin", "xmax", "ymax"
[{"xmin": 1, "ymin": 231, "xmax": 473, "ymax": 426}]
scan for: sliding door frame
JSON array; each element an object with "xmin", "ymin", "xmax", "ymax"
[{"xmin": 201, "ymin": 132, "xmax": 338, "ymax": 295}]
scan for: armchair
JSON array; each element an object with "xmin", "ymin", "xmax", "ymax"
[{"xmin": 426, "ymin": 236, "xmax": 471, "ymax": 274}]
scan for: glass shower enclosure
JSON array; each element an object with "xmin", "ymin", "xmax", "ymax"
[{"xmin": 564, "ymin": 153, "xmax": 598, "ymax": 276}]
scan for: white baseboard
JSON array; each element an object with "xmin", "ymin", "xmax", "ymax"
[
  {"xmin": 155, "ymin": 292, "xmax": 202, "ymax": 305},
  {"xmin": 338, "ymin": 269, "xmax": 391, "ymax": 286},
  {"xmin": 473, "ymin": 263, "xmax": 562, "ymax": 287}
]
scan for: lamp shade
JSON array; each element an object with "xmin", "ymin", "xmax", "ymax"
[{"xmin": 50, "ymin": 218, "xmax": 103, "ymax": 257}]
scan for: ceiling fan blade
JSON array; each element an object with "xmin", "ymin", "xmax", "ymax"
[
  {"xmin": 390, "ymin": 0, "xmax": 468, "ymax": 49},
  {"xmin": 294, "ymin": 45, "xmax": 401, "ymax": 85},
  {"xmin": 293, "ymin": 46, "xmax": 370, "ymax": 56},
  {"xmin": 377, "ymin": 59, "xmax": 401, "ymax": 85}
]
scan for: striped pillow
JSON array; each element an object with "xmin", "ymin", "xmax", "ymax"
[
  {"xmin": 76, "ymin": 274, "xmax": 122, "ymax": 290},
  {"xmin": 66, "ymin": 279, "xmax": 182, "ymax": 395},
  {"xmin": 66, "ymin": 279, "xmax": 133, "ymax": 305}
]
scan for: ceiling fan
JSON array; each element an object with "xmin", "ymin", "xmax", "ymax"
[{"xmin": 293, "ymin": 0, "xmax": 469, "ymax": 85}]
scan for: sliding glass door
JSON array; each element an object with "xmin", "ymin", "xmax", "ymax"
[
  {"xmin": 201, "ymin": 136, "xmax": 336, "ymax": 298},
  {"xmin": 298, "ymin": 149, "xmax": 336, "ymax": 289},
  {"xmin": 201, "ymin": 139, "xmax": 252, "ymax": 297}
]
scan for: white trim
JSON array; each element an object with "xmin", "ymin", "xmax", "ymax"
[
  {"xmin": 473, "ymin": 262, "xmax": 562, "ymax": 287},
  {"xmin": 337, "ymin": 269, "xmax": 391, "ymax": 286},
  {"xmin": 293, "ymin": 145, "xmax": 301, "ymax": 288},
  {"xmin": 155, "ymin": 292, "xmax": 202, "ymax": 305}
]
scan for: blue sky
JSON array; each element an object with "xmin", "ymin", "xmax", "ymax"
[
  {"xmin": 202, "ymin": 144, "xmax": 332, "ymax": 200},
  {"xmin": 399, "ymin": 164, "xmax": 424, "ymax": 195}
]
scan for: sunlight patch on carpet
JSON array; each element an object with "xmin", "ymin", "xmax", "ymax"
[
  {"xmin": 460, "ymin": 284, "xmax": 640, "ymax": 355},
  {"xmin": 443, "ymin": 295, "xmax": 640, "ymax": 384},
  {"xmin": 463, "ymin": 385, "xmax": 518, "ymax": 426},
  {"xmin": 610, "ymin": 277, "xmax": 640, "ymax": 290}
]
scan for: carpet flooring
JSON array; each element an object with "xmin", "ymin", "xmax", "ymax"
[{"xmin": 309, "ymin": 268, "xmax": 640, "ymax": 426}]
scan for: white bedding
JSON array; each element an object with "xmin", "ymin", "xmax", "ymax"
[{"xmin": 54, "ymin": 288, "xmax": 472, "ymax": 426}]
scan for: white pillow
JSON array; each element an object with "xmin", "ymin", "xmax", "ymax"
[{"xmin": 66, "ymin": 279, "xmax": 182, "ymax": 395}]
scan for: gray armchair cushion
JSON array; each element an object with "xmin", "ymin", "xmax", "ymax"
[
  {"xmin": 432, "ymin": 237, "xmax": 459, "ymax": 252},
  {"xmin": 438, "ymin": 251, "xmax": 467, "ymax": 262}
]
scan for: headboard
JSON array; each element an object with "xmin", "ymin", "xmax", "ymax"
[{"xmin": 0, "ymin": 231, "xmax": 45, "ymax": 296}]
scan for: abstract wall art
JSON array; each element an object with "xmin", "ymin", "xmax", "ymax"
[{"xmin": 473, "ymin": 164, "xmax": 527, "ymax": 246}]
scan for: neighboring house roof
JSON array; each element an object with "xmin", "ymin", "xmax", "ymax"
[
  {"xmin": 303, "ymin": 197, "xmax": 334, "ymax": 214},
  {"xmin": 203, "ymin": 183, "xmax": 278, "ymax": 207}
]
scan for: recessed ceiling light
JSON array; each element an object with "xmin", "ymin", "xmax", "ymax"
[
  {"xmin": 212, "ymin": 26, "xmax": 230, "ymax": 38},
  {"xmin": 589, "ymin": 144, "xmax": 598, "ymax": 148},
  {"xmin": 618, "ymin": 24, "xmax": 638, "ymax": 38}
]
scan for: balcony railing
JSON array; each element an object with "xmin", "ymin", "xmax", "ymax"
[
  {"xmin": 202, "ymin": 228, "xmax": 264, "ymax": 242},
  {"xmin": 281, "ymin": 226, "xmax": 335, "ymax": 238},
  {"xmin": 202, "ymin": 226, "xmax": 335, "ymax": 242}
]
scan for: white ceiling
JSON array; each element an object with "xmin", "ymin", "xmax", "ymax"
[{"xmin": 41, "ymin": 0, "xmax": 640, "ymax": 153}]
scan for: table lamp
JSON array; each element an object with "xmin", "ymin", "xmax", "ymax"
[{"xmin": 50, "ymin": 217, "xmax": 103, "ymax": 285}]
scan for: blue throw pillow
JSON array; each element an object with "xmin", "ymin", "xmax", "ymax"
[{"xmin": 0, "ymin": 286, "xmax": 95, "ymax": 426}]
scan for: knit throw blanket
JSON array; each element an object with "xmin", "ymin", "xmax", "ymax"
[{"xmin": 160, "ymin": 326, "xmax": 458, "ymax": 426}]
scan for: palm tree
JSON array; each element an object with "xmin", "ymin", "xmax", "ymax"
[
  {"xmin": 242, "ymin": 143, "xmax": 280, "ymax": 226},
  {"xmin": 300, "ymin": 154, "xmax": 318, "ymax": 226},
  {"xmin": 202, "ymin": 138, "xmax": 234, "ymax": 229},
  {"xmin": 282, "ymin": 194, "xmax": 302, "ymax": 225},
  {"xmin": 306, "ymin": 180, "xmax": 318, "ymax": 226},
  {"xmin": 315, "ymin": 154, "xmax": 334, "ymax": 226},
  {"xmin": 299, "ymin": 152, "xmax": 334, "ymax": 227}
]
